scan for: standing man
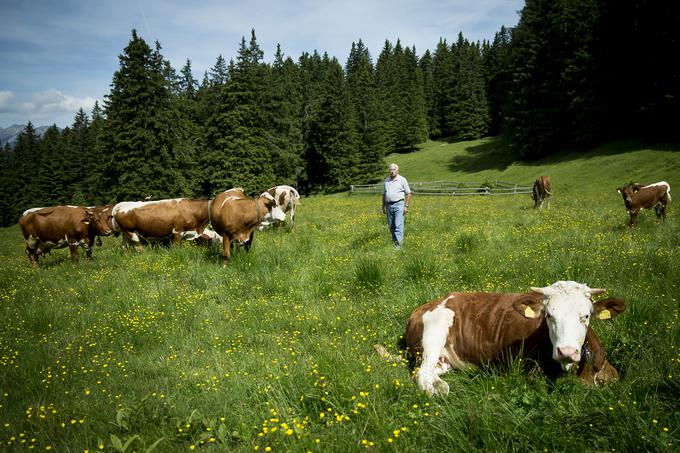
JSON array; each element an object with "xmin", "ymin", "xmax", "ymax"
[{"xmin": 382, "ymin": 163, "xmax": 412, "ymax": 249}]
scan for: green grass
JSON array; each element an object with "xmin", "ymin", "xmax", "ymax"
[{"xmin": 1, "ymin": 137, "xmax": 679, "ymax": 451}]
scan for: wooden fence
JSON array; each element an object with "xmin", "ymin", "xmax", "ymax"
[{"xmin": 349, "ymin": 180, "xmax": 533, "ymax": 196}]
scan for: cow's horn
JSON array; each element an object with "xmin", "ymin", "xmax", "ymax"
[
  {"xmin": 589, "ymin": 288, "xmax": 606, "ymax": 295},
  {"xmin": 530, "ymin": 286, "xmax": 545, "ymax": 294}
]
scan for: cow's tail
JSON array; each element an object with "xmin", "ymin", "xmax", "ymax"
[
  {"xmin": 666, "ymin": 183, "xmax": 672, "ymax": 202},
  {"xmin": 373, "ymin": 344, "xmax": 403, "ymax": 363}
]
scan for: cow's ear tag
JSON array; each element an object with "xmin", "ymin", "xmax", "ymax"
[
  {"xmin": 524, "ymin": 306, "xmax": 535, "ymax": 318},
  {"xmin": 598, "ymin": 309, "xmax": 611, "ymax": 320}
]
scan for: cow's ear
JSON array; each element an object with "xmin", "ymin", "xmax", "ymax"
[
  {"xmin": 592, "ymin": 298, "xmax": 626, "ymax": 321},
  {"xmin": 514, "ymin": 296, "xmax": 544, "ymax": 319}
]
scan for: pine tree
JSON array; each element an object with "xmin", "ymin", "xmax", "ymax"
[
  {"xmin": 203, "ymin": 30, "xmax": 276, "ymax": 195},
  {"xmin": 0, "ymin": 145, "xmax": 18, "ymax": 226},
  {"xmin": 419, "ymin": 50, "xmax": 437, "ymax": 138},
  {"xmin": 12, "ymin": 122, "xmax": 41, "ymax": 216},
  {"xmin": 264, "ymin": 44, "xmax": 304, "ymax": 186},
  {"xmin": 84, "ymin": 101, "xmax": 106, "ymax": 203},
  {"xmin": 66, "ymin": 109, "xmax": 91, "ymax": 203},
  {"xmin": 450, "ymin": 36, "xmax": 489, "ymax": 139},
  {"xmin": 482, "ymin": 26, "xmax": 513, "ymax": 135},
  {"xmin": 398, "ymin": 46, "xmax": 428, "ymax": 148},
  {"xmin": 431, "ymin": 39, "xmax": 456, "ymax": 137},
  {"xmin": 36, "ymin": 125, "xmax": 70, "ymax": 205},
  {"xmin": 101, "ymin": 30, "xmax": 190, "ymax": 200},
  {"xmin": 305, "ymin": 55, "xmax": 358, "ymax": 192},
  {"xmin": 375, "ymin": 40, "xmax": 398, "ymax": 150},
  {"xmin": 345, "ymin": 40, "xmax": 385, "ymax": 183}
]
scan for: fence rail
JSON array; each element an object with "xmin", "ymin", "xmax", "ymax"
[{"xmin": 349, "ymin": 180, "xmax": 533, "ymax": 196}]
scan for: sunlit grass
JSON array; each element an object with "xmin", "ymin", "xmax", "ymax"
[{"xmin": 0, "ymin": 139, "xmax": 679, "ymax": 451}]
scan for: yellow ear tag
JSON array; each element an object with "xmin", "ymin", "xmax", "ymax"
[
  {"xmin": 598, "ymin": 309, "xmax": 611, "ymax": 320},
  {"xmin": 524, "ymin": 306, "xmax": 535, "ymax": 318}
]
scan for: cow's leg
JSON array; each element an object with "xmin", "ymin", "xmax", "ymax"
[
  {"xmin": 85, "ymin": 238, "xmax": 95, "ymax": 259},
  {"xmin": 290, "ymin": 206, "xmax": 296, "ymax": 227},
  {"xmin": 222, "ymin": 236, "xmax": 231, "ymax": 265},
  {"xmin": 25, "ymin": 245, "xmax": 39, "ymax": 268},
  {"xmin": 69, "ymin": 243, "xmax": 79, "ymax": 263},
  {"xmin": 245, "ymin": 231, "xmax": 254, "ymax": 252},
  {"xmin": 628, "ymin": 210, "xmax": 638, "ymax": 226},
  {"xmin": 416, "ymin": 307, "xmax": 455, "ymax": 396}
]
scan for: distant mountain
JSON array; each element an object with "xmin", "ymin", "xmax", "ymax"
[{"xmin": 0, "ymin": 124, "xmax": 55, "ymax": 147}]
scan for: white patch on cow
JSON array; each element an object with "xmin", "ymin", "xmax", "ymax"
[
  {"xmin": 417, "ymin": 300, "xmax": 456, "ymax": 395},
  {"xmin": 22, "ymin": 207, "xmax": 45, "ymax": 216},
  {"xmin": 532, "ymin": 281, "xmax": 599, "ymax": 370},
  {"xmin": 112, "ymin": 199, "xmax": 185, "ymax": 215},
  {"xmin": 643, "ymin": 181, "xmax": 672, "ymax": 201},
  {"xmin": 269, "ymin": 205, "xmax": 286, "ymax": 222}
]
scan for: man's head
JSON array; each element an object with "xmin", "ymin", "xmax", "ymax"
[{"xmin": 389, "ymin": 163, "xmax": 399, "ymax": 179}]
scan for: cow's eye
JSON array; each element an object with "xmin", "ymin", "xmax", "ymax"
[
  {"xmin": 545, "ymin": 313, "xmax": 552, "ymax": 320},
  {"xmin": 580, "ymin": 315, "xmax": 590, "ymax": 323}
]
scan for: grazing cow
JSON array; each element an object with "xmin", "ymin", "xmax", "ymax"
[
  {"xmin": 376, "ymin": 281, "xmax": 625, "ymax": 395},
  {"xmin": 259, "ymin": 185, "xmax": 301, "ymax": 228},
  {"xmin": 616, "ymin": 181, "xmax": 671, "ymax": 225},
  {"xmin": 532, "ymin": 176, "xmax": 553, "ymax": 209},
  {"xmin": 210, "ymin": 188, "xmax": 285, "ymax": 264},
  {"xmin": 181, "ymin": 225, "xmax": 223, "ymax": 246},
  {"xmin": 111, "ymin": 198, "xmax": 210, "ymax": 248},
  {"xmin": 19, "ymin": 205, "xmax": 114, "ymax": 266}
]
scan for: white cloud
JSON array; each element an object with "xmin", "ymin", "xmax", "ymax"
[{"xmin": 0, "ymin": 90, "xmax": 99, "ymax": 127}]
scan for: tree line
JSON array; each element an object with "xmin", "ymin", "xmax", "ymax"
[{"xmin": 1, "ymin": 0, "xmax": 676, "ymax": 227}]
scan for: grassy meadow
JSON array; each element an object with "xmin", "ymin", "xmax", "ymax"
[{"xmin": 1, "ymin": 137, "xmax": 679, "ymax": 451}]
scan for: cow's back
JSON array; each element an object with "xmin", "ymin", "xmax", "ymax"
[
  {"xmin": 19, "ymin": 206, "xmax": 88, "ymax": 241},
  {"xmin": 406, "ymin": 292, "xmax": 546, "ymax": 365}
]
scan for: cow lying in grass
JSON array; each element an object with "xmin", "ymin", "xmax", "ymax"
[{"xmin": 375, "ymin": 281, "xmax": 625, "ymax": 395}]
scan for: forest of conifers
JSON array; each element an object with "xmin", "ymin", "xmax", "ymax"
[{"xmin": 0, "ymin": 0, "xmax": 677, "ymax": 227}]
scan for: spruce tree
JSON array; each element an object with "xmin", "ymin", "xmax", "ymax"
[
  {"xmin": 431, "ymin": 39, "xmax": 456, "ymax": 137},
  {"xmin": 12, "ymin": 122, "xmax": 41, "ymax": 216},
  {"xmin": 450, "ymin": 36, "xmax": 489, "ymax": 139},
  {"xmin": 0, "ymin": 144, "xmax": 19, "ymax": 226},
  {"xmin": 101, "ymin": 30, "xmax": 190, "ymax": 200},
  {"xmin": 204, "ymin": 30, "xmax": 276, "ymax": 194},
  {"xmin": 345, "ymin": 40, "xmax": 385, "ymax": 183},
  {"xmin": 305, "ymin": 55, "xmax": 358, "ymax": 192},
  {"xmin": 265, "ymin": 44, "xmax": 304, "ymax": 187}
]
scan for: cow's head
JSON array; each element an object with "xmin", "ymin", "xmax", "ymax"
[
  {"xmin": 87, "ymin": 205, "xmax": 115, "ymax": 236},
  {"xmin": 515, "ymin": 281, "xmax": 625, "ymax": 371},
  {"xmin": 616, "ymin": 183, "xmax": 642, "ymax": 206},
  {"xmin": 260, "ymin": 192, "xmax": 286, "ymax": 222}
]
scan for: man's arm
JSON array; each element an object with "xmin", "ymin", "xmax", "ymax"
[{"xmin": 404, "ymin": 192, "xmax": 412, "ymax": 214}]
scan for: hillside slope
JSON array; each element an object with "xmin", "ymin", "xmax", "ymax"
[{"xmin": 386, "ymin": 137, "xmax": 680, "ymax": 194}]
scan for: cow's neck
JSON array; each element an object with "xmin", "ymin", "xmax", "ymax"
[{"xmin": 255, "ymin": 198, "xmax": 261, "ymax": 223}]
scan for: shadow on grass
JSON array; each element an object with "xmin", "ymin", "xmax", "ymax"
[
  {"xmin": 449, "ymin": 136, "xmax": 680, "ymax": 174},
  {"xmin": 448, "ymin": 136, "xmax": 520, "ymax": 173}
]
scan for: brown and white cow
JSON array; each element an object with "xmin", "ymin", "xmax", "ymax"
[
  {"xmin": 616, "ymin": 181, "xmax": 671, "ymax": 225},
  {"xmin": 532, "ymin": 175, "xmax": 552, "ymax": 209},
  {"xmin": 259, "ymin": 185, "xmax": 301, "ymax": 228},
  {"xmin": 210, "ymin": 188, "xmax": 285, "ymax": 264},
  {"xmin": 380, "ymin": 281, "xmax": 625, "ymax": 395},
  {"xmin": 19, "ymin": 205, "xmax": 114, "ymax": 266},
  {"xmin": 111, "ymin": 198, "xmax": 210, "ymax": 248}
]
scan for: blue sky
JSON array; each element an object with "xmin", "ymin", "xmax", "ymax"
[{"xmin": 0, "ymin": 0, "xmax": 523, "ymax": 128}]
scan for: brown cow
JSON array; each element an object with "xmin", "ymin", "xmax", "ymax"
[
  {"xmin": 376, "ymin": 281, "xmax": 625, "ymax": 395},
  {"xmin": 19, "ymin": 205, "xmax": 114, "ymax": 266},
  {"xmin": 111, "ymin": 198, "xmax": 210, "ymax": 248},
  {"xmin": 210, "ymin": 188, "xmax": 285, "ymax": 264},
  {"xmin": 616, "ymin": 181, "xmax": 671, "ymax": 225},
  {"xmin": 532, "ymin": 176, "xmax": 552, "ymax": 209}
]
